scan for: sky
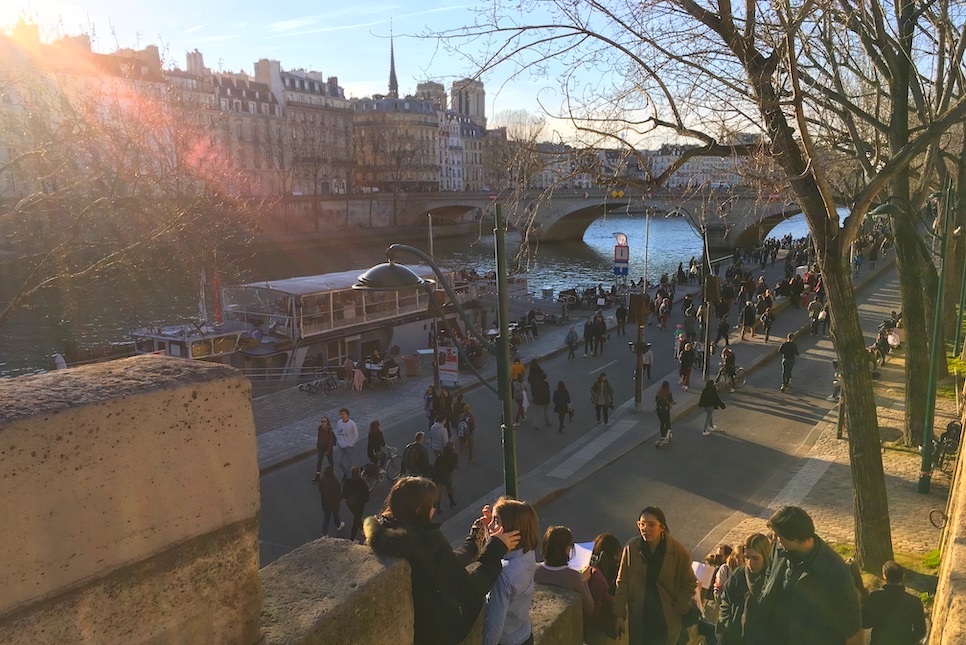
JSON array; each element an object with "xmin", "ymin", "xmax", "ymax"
[{"xmin": 0, "ymin": 0, "xmax": 545, "ymax": 122}]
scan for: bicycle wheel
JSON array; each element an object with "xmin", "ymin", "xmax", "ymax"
[
  {"xmin": 322, "ymin": 377, "xmax": 335, "ymax": 395},
  {"xmin": 929, "ymin": 508, "xmax": 948, "ymax": 529},
  {"xmin": 734, "ymin": 368, "xmax": 747, "ymax": 389},
  {"xmin": 385, "ymin": 456, "xmax": 401, "ymax": 481},
  {"xmin": 715, "ymin": 368, "xmax": 727, "ymax": 387}
]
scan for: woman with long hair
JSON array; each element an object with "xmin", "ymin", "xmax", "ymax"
[
  {"xmin": 552, "ymin": 380, "xmax": 572, "ymax": 433},
  {"xmin": 365, "ymin": 477, "xmax": 520, "ymax": 645},
  {"xmin": 366, "ymin": 420, "xmax": 387, "ymax": 469},
  {"xmin": 423, "ymin": 386, "xmax": 439, "ymax": 428},
  {"xmin": 534, "ymin": 525, "xmax": 595, "ymax": 630},
  {"xmin": 698, "ymin": 380, "xmax": 726, "ymax": 436},
  {"xmin": 587, "ymin": 533, "xmax": 626, "ymax": 645},
  {"xmin": 654, "ymin": 381, "xmax": 675, "ymax": 446},
  {"xmin": 716, "ymin": 533, "xmax": 773, "ymax": 644},
  {"xmin": 612, "ymin": 507, "xmax": 697, "ymax": 644},
  {"xmin": 482, "ymin": 498, "xmax": 540, "ymax": 645}
]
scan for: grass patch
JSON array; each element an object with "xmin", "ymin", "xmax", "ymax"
[
  {"xmin": 923, "ymin": 549, "xmax": 942, "ymax": 571},
  {"xmin": 829, "ymin": 542, "xmax": 939, "ymax": 602}
]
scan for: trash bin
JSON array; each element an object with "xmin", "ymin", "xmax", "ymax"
[{"xmin": 403, "ymin": 355, "xmax": 420, "ymax": 377}]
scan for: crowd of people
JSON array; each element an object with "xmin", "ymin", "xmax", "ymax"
[{"xmin": 362, "ymin": 489, "xmax": 926, "ymax": 645}]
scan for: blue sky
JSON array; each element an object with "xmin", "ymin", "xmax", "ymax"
[{"xmin": 1, "ymin": 0, "xmax": 540, "ymax": 117}]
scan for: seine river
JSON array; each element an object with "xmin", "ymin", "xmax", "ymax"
[{"xmin": 0, "ymin": 213, "xmax": 809, "ymax": 376}]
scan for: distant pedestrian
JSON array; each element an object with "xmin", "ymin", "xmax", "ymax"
[
  {"xmin": 431, "ymin": 442, "xmax": 459, "ymax": 513},
  {"xmin": 565, "ymin": 324, "xmax": 580, "ymax": 359},
  {"xmin": 532, "ymin": 372, "xmax": 552, "ymax": 427},
  {"xmin": 679, "ymin": 342, "xmax": 695, "ymax": 391},
  {"xmin": 714, "ymin": 314, "xmax": 731, "ymax": 348},
  {"xmin": 583, "ymin": 318, "xmax": 594, "ymax": 357},
  {"xmin": 510, "ymin": 356, "xmax": 526, "ymax": 381},
  {"xmin": 512, "ymin": 374, "xmax": 529, "ymax": 426},
  {"xmin": 740, "ymin": 301, "xmax": 757, "ymax": 340},
  {"xmin": 616, "ymin": 303, "xmax": 627, "ymax": 336},
  {"xmin": 313, "ymin": 416, "xmax": 335, "ymax": 483},
  {"xmin": 779, "ymin": 333, "xmax": 800, "ymax": 392},
  {"xmin": 640, "ymin": 343, "xmax": 653, "ymax": 380},
  {"xmin": 760, "ymin": 307, "xmax": 775, "ymax": 343},
  {"xmin": 699, "ymin": 380, "xmax": 726, "ymax": 435},
  {"xmin": 591, "ymin": 373, "xmax": 615, "ymax": 427},
  {"xmin": 820, "ymin": 301, "xmax": 831, "ymax": 335},
  {"xmin": 721, "ymin": 347, "xmax": 738, "ymax": 392},
  {"xmin": 423, "ymin": 386, "xmax": 438, "ymax": 428},
  {"xmin": 552, "ymin": 381, "xmax": 572, "ymax": 433},
  {"xmin": 318, "ymin": 465, "xmax": 344, "ymax": 535},
  {"xmin": 527, "ymin": 357, "xmax": 546, "ymax": 387},
  {"xmin": 428, "ymin": 415, "xmax": 450, "ymax": 459},
  {"xmin": 807, "ymin": 297, "xmax": 823, "ymax": 336},
  {"xmin": 457, "ymin": 404, "xmax": 477, "ymax": 464},
  {"xmin": 868, "ymin": 245, "xmax": 879, "ymax": 270},
  {"xmin": 402, "ymin": 432, "xmax": 431, "ymax": 477},
  {"xmin": 655, "ymin": 381, "xmax": 675, "ymax": 445},
  {"xmin": 366, "ymin": 420, "xmax": 387, "ymax": 469},
  {"xmin": 436, "ymin": 387, "xmax": 455, "ymax": 423},
  {"xmin": 659, "ymin": 298, "xmax": 670, "ymax": 331},
  {"xmin": 343, "ymin": 466, "xmax": 370, "ymax": 542},
  {"xmin": 593, "ymin": 313, "xmax": 608, "ymax": 355},
  {"xmin": 334, "ymin": 408, "xmax": 359, "ymax": 481},
  {"xmin": 862, "ymin": 560, "xmax": 926, "ymax": 645}
]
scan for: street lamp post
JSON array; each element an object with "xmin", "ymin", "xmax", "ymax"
[{"xmin": 354, "ymin": 204, "xmax": 518, "ymax": 498}]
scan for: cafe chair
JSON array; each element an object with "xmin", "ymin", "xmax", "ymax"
[{"xmin": 382, "ymin": 365, "xmax": 401, "ymax": 388}]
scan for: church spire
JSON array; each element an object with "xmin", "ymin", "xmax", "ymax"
[{"xmin": 388, "ymin": 21, "xmax": 399, "ymax": 98}]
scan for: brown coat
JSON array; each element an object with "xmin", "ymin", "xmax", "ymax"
[{"xmin": 612, "ymin": 534, "xmax": 697, "ymax": 645}]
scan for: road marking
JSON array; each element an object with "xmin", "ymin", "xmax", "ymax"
[
  {"xmin": 545, "ymin": 420, "xmax": 635, "ymax": 479},
  {"xmin": 590, "ymin": 359, "xmax": 618, "ymax": 374}
]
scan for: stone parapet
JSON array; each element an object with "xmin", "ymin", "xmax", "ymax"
[
  {"xmin": 0, "ymin": 356, "xmax": 261, "ymax": 644},
  {"xmin": 929, "ymin": 413, "xmax": 966, "ymax": 645},
  {"xmin": 260, "ymin": 537, "xmax": 583, "ymax": 645}
]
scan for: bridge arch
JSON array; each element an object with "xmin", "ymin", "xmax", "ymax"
[
  {"xmin": 535, "ymin": 201, "xmax": 639, "ymax": 242},
  {"xmin": 730, "ymin": 207, "xmax": 805, "ymax": 248}
]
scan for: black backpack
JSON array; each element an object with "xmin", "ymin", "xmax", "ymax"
[{"xmin": 402, "ymin": 442, "xmax": 420, "ymax": 475}]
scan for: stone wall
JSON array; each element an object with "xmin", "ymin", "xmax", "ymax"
[
  {"xmin": 929, "ymin": 414, "xmax": 966, "ymax": 644},
  {"xmin": 260, "ymin": 537, "xmax": 583, "ymax": 645},
  {"xmin": 0, "ymin": 356, "xmax": 262, "ymax": 644}
]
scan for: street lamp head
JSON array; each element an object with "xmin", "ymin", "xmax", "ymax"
[
  {"xmin": 870, "ymin": 203, "xmax": 903, "ymax": 217},
  {"xmin": 353, "ymin": 261, "xmax": 435, "ymax": 292}
]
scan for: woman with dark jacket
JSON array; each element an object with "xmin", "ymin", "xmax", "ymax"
[
  {"xmin": 552, "ymin": 381, "xmax": 572, "ymax": 433},
  {"xmin": 679, "ymin": 343, "xmax": 695, "ymax": 391},
  {"xmin": 527, "ymin": 358, "xmax": 546, "ymax": 386},
  {"xmin": 698, "ymin": 380, "xmax": 726, "ymax": 436},
  {"xmin": 612, "ymin": 506, "xmax": 697, "ymax": 645},
  {"xmin": 424, "ymin": 386, "xmax": 439, "ymax": 428},
  {"xmin": 365, "ymin": 477, "xmax": 521, "ymax": 645},
  {"xmin": 654, "ymin": 381, "xmax": 675, "ymax": 446},
  {"xmin": 313, "ymin": 416, "xmax": 335, "ymax": 483},
  {"xmin": 716, "ymin": 533, "xmax": 772, "ymax": 644},
  {"xmin": 343, "ymin": 466, "xmax": 370, "ymax": 543},
  {"xmin": 318, "ymin": 465, "xmax": 344, "ymax": 535},
  {"xmin": 367, "ymin": 420, "xmax": 387, "ymax": 468},
  {"xmin": 436, "ymin": 388, "xmax": 455, "ymax": 424}
]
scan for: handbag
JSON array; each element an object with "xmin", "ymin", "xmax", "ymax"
[{"xmin": 567, "ymin": 403, "xmax": 575, "ymax": 420}]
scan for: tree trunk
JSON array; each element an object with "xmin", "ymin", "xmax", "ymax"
[{"xmin": 891, "ymin": 215, "xmax": 932, "ymax": 446}]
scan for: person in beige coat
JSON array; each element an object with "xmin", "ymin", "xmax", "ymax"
[{"xmin": 612, "ymin": 506, "xmax": 697, "ymax": 645}]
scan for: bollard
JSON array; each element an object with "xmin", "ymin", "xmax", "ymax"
[{"xmin": 836, "ymin": 394, "xmax": 845, "ymax": 439}]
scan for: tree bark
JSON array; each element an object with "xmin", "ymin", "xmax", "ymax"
[{"xmin": 891, "ymin": 216, "xmax": 932, "ymax": 446}]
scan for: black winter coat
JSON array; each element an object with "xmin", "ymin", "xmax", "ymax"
[
  {"xmin": 532, "ymin": 379, "xmax": 551, "ymax": 405},
  {"xmin": 318, "ymin": 476, "xmax": 342, "ymax": 512},
  {"xmin": 698, "ymin": 387, "xmax": 726, "ymax": 409},
  {"xmin": 364, "ymin": 515, "xmax": 508, "ymax": 645}
]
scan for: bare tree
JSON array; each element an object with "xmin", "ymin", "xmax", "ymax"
[
  {"xmin": 439, "ymin": 0, "xmax": 966, "ymax": 570},
  {"xmin": 0, "ymin": 40, "xmax": 261, "ymax": 330}
]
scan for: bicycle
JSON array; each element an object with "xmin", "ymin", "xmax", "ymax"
[
  {"xmin": 715, "ymin": 363, "xmax": 747, "ymax": 390},
  {"xmin": 361, "ymin": 444, "xmax": 402, "ymax": 492},
  {"xmin": 298, "ymin": 368, "xmax": 339, "ymax": 395}
]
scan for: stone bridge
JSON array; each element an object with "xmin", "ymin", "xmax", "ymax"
[{"xmin": 287, "ymin": 190, "xmax": 803, "ymax": 252}]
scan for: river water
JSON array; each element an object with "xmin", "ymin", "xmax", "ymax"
[{"xmin": 0, "ymin": 213, "xmax": 809, "ymax": 376}]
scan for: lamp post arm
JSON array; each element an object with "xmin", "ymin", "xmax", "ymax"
[
  {"xmin": 428, "ymin": 292, "xmax": 498, "ymax": 396},
  {"xmin": 386, "ymin": 244, "xmax": 497, "ymax": 355}
]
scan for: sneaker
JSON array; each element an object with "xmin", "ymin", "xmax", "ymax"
[
  {"xmin": 730, "ymin": 388, "xmax": 736, "ymax": 393},
  {"xmin": 683, "ymin": 385, "xmax": 688, "ymax": 392},
  {"xmin": 312, "ymin": 473, "xmax": 320, "ymax": 483},
  {"xmin": 337, "ymin": 522, "xmax": 345, "ymax": 532},
  {"xmin": 702, "ymin": 430, "xmax": 711, "ymax": 436},
  {"xmin": 658, "ymin": 437, "xmax": 670, "ymax": 446},
  {"xmin": 583, "ymin": 353, "xmax": 588, "ymax": 358},
  {"xmin": 826, "ymin": 395, "xmax": 837, "ymax": 401}
]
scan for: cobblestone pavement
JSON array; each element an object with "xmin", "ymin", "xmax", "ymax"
[{"xmin": 717, "ymin": 332, "xmax": 956, "ymax": 557}]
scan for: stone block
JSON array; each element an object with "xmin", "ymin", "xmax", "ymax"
[
  {"xmin": 0, "ymin": 356, "xmax": 261, "ymax": 644},
  {"xmin": 260, "ymin": 537, "xmax": 413, "ymax": 644}
]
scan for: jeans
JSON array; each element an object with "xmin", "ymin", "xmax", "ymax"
[
  {"xmin": 322, "ymin": 507, "xmax": 342, "ymax": 535},
  {"xmin": 348, "ymin": 504, "xmax": 365, "ymax": 541},
  {"xmin": 782, "ymin": 358, "xmax": 795, "ymax": 386},
  {"xmin": 557, "ymin": 410, "xmax": 567, "ymax": 431},
  {"xmin": 334, "ymin": 444, "xmax": 354, "ymax": 480},
  {"xmin": 514, "ymin": 399, "xmax": 526, "ymax": 422},
  {"xmin": 538, "ymin": 403, "xmax": 550, "ymax": 425},
  {"xmin": 703, "ymin": 407, "xmax": 715, "ymax": 431},
  {"xmin": 315, "ymin": 447, "xmax": 333, "ymax": 474},
  {"xmin": 617, "ymin": 320, "xmax": 626, "ymax": 335},
  {"xmin": 595, "ymin": 404, "xmax": 610, "ymax": 424},
  {"xmin": 643, "ymin": 363, "xmax": 652, "ymax": 378},
  {"xmin": 657, "ymin": 409, "xmax": 672, "ymax": 437},
  {"xmin": 459, "ymin": 434, "xmax": 474, "ymax": 462}
]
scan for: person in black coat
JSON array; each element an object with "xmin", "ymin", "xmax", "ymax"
[
  {"xmin": 699, "ymin": 380, "xmax": 726, "ymax": 435},
  {"xmin": 343, "ymin": 466, "xmax": 370, "ymax": 542},
  {"xmin": 531, "ymin": 372, "xmax": 552, "ymax": 426},
  {"xmin": 431, "ymin": 442, "xmax": 459, "ymax": 512},
  {"xmin": 552, "ymin": 380, "xmax": 572, "ymax": 433},
  {"xmin": 364, "ymin": 477, "xmax": 521, "ymax": 645},
  {"xmin": 862, "ymin": 561, "xmax": 926, "ymax": 645},
  {"xmin": 367, "ymin": 420, "xmax": 387, "ymax": 468},
  {"xmin": 318, "ymin": 465, "xmax": 344, "ymax": 535}
]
